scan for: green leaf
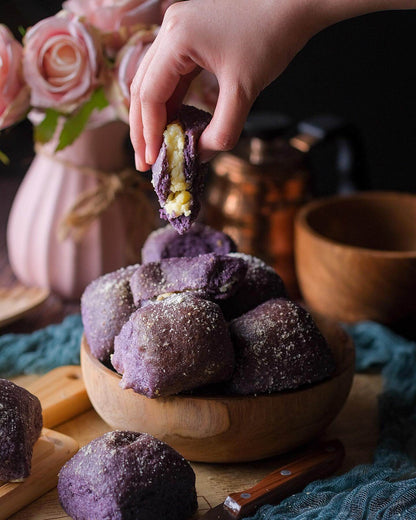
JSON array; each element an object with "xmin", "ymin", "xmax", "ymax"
[
  {"xmin": 56, "ymin": 88, "xmax": 109, "ymax": 152},
  {"xmin": 0, "ymin": 150, "xmax": 10, "ymax": 165},
  {"xmin": 18, "ymin": 25, "xmax": 26, "ymax": 38},
  {"xmin": 34, "ymin": 109, "xmax": 60, "ymax": 144}
]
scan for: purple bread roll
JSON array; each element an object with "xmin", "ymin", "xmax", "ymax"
[
  {"xmin": 219, "ymin": 253, "xmax": 287, "ymax": 320},
  {"xmin": 112, "ymin": 294, "xmax": 235, "ymax": 397},
  {"xmin": 227, "ymin": 298, "xmax": 336, "ymax": 395},
  {"xmin": 152, "ymin": 105, "xmax": 212, "ymax": 234},
  {"xmin": 0, "ymin": 379, "xmax": 43, "ymax": 481},
  {"xmin": 81, "ymin": 264, "xmax": 139, "ymax": 364},
  {"xmin": 130, "ymin": 253, "xmax": 247, "ymax": 306},
  {"xmin": 141, "ymin": 223, "xmax": 237, "ymax": 263},
  {"xmin": 58, "ymin": 431, "xmax": 197, "ymax": 520}
]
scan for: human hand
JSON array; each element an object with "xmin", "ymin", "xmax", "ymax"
[{"xmin": 129, "ymin": 0, "xmax": 321, "ymax": 171}]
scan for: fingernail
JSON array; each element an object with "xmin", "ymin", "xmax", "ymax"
[
  {"xmin": 145, "ymin": 148, "xmax": 154, "ymax": 166},
  {"xmin": 199, "ymin": 150, "xmax": 216, "ymax": 164},
  {"xmin": 134, "ymin": 153, "xmax": 141, "ymax": 170}
]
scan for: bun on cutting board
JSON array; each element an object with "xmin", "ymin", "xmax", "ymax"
[
  {"xmin": 151, "ymin": 105, "xmax": 211, "ymax": 234},
  {"xmin": 112, "ymin": 293, "xmax": 235, "ymax": 398},
  {"xmin": 227, "ymin": 298, "xmax": 336, "ymax": 395},
  {"xmin": 0, "ymin": 379, "xmax": 43, "ymax": 481},
  {"xmin": 58, "ymin": 430, "xmax": 197, "ymax": 520},
  {"xmin": 141, "ymin": 223, "xmax": 237, "ymax": 263},
  {"xmin": 81, "ymin": 264, "xmax": 138, "ymax": 365}
]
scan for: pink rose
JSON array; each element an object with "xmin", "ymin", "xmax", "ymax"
[
  {"xmin": 63, "ymin": 0, "xmax": 163, "ymax": 35},
  {"xmin": 22, "ymin": 14, "xmax": 103, "ymax": 113},
  {"xmin": 108, "ymin": 27, "xmax": 158, "ymax": 122},
  {"xmin": 0, "ymin": 25, "xmax": 30, "ymax": 130},
  {"xmin": 63, "ymin": 0, "xmax": 168, "ymax": 55}
]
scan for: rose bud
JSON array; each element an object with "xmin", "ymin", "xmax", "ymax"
[{"xmin": 0, "ymin": 25, "xmax": 30, "ymax": 130}]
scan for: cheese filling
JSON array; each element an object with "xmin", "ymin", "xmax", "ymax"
[{"xmin": 163, "ymin": 122, "xmax": 192, "ymax": 218}]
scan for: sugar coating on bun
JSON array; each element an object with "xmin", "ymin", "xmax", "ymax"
[
  {"xmin": 81, "ymin": 264, "xmax": 139, "ymax": 364},
  {"xmin": 228, "ymin": 298, "xmax": 335, "ymax": 395},
  {"xmin": 141, "ymin": 223, "xmax": 237, "ymax": 263},
  {"xmin": 58, "ymin": 430, "xmax": 197, "ymax": 520},
  {"xmin": 130, "ymin": 253, "xmax": 247, "ymax": 306},
  {"xmin": 219, "ymin": 253, "xmax": 287, "ymax": 320},
  {"xmin": 152, "ymin": 105, "xmax": 212, "ymax": 234},
  {"xmin": 112, "ymin": 294, "xmax": 235, "ymax": 397},
  {"xmin": 0, "ymin": 379, "xmax": 43, "ymax": 481}
]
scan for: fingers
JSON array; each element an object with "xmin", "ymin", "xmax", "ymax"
[
  {"xmin": 140, "ymin": 48, "xmax": 197, "ymax": 166},
  {"xmin": 129, "ymin": 40, "xmax": 159, "ymax": 171},
  {"xmin": 130, "ymin": 10, "xmax": 198, "ymax": 170},
  {"xmin": 199, "ymin": 78, "xmax": 254, "ymax": 163},
  {"xmin": 131, "ymin": 50, "xmax": 255, "ymax": 169},
  {"xmin": 140, "ymin": 70, "xmax": 200, "ymax": 166},
  {"xmin": 129, "ymin": 53, "xmax": 197, "ymax": 169},
  {"xmin": 129, "ymin": 1, "xmax": 258, "ymax": 170}
]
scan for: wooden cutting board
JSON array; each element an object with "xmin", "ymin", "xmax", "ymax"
[
  {"xmin": 0, "ymin": 366, "xmax": 91, "ymax": 518},
  {"xmin": 7, "ymin": 371, "xmax": 383, "ymax": 519},
  {"xmin": 27, "ymin": 365, "xmax": 91, "ymax": 428},
  {"xmin": 0, "ymin": 428, "xmax": 78, "ymax": 520}
]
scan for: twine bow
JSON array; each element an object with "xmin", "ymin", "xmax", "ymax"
[
  {"xmin": 57, "ymin": 166, "xmax": 150, "ymax": 241},
  {"xmin": 35, "ymin": 145, "xmax": 154, "ymax": 247}
]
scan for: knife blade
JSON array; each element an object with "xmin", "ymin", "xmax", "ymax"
[{"xmin": 199, "ymin": 439, "xmax": 345, "ymax": 520}]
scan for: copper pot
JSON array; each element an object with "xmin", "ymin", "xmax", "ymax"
[{"xmin": 203, "ymin": 113, "xmax": 366, "ymax": 298}]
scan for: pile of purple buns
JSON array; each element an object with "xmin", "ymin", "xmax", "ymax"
[{"xmin": 81, "ymin": 223, "xmax": 336, "ymax": 399}]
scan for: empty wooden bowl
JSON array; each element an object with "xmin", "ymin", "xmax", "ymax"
[
  {"xmin": 295, "ymin": 191, "xmax": 416, "ymax": 325},
  {"xmin": 80, "ymin": 315, "xmax": 354, "ymax": 463}
]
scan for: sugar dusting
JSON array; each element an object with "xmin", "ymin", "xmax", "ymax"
[
  {"xmin": 112, "ymin": 293, "xmax": 235, "ymax": 398},
  {"xmin": 0, "ymin": 379, "xmax": 42, "ymax": 481},
  {"xmin": 228, "ymin": 298, "xmax": 335, "ymax": 395},
  {"xmin": 81, "ymin": 263, "xmax": 139, "ymax": 363},
  {"xmin": 130, "ymin": 254, "xmax": 246, "ymax": 304},
  {"xmin": 58, "ymin": 430, "xmax": 197, "ymax": 519}
]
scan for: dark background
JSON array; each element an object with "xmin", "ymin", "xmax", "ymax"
[{"xmin": 1, "ymin": 2, "xmax": 415, "ymax": 192}]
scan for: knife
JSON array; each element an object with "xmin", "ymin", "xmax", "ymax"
[{"xmin": 199, "ymin": 438, "xmax": 345, "ymax": 520}]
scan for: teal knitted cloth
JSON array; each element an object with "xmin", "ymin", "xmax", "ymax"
[
  {"xmin": 0, "ymin": 317, "xmax": 415, "ymax": 517},
  {"xmin": 0, "ymin": 314, "xmax": 83, "ymax": 377},
  {"xmin": 248, "ymin": 321, "xmax": 416, "ymax": 519}
]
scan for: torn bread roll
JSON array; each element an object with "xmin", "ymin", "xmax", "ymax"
[
  {"xmin": 151, "ymin": 105, "xmax": 211, "ymax": 234},
  {"xmin": 129, "ymin": 253, "xmax": 247, "ymax": 306}
]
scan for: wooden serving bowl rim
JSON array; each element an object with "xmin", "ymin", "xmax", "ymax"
[
  {"xmin": 81, "ymin": 314, "xmax": 354, "ymax": 403},
  {"xmin": 80, "ymin": 315, "xmax": 355, "ymax": 462},
  {"xmin": 297, "ymin": 191, "xmax": 416, "ymax": 258}
]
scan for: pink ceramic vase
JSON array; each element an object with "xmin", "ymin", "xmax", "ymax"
[{"xmin": 7, "ymin": 120, "xmax": 155, "ymax": 300}]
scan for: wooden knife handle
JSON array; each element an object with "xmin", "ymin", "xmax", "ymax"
[{"xmin": 224, "ymin": 439, "xmax": 345, "ymax": 519}]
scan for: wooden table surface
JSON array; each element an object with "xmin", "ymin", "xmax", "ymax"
[{"xmin": 0, "ymin": 174, "xmax": 383, "ymax": 519}]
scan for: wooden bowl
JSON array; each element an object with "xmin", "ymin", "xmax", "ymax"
[
  {"xmin": 295, "ymin": 191, "xmax": 416, "ymax": 325},
  {"xmin": 80, "ymin": 315, "xmax": 354, "ymax": 463}
]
